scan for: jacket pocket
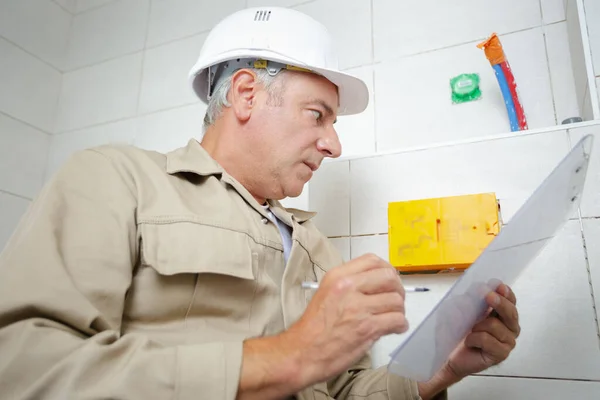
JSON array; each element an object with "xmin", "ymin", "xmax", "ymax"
[
  {"xmin": 128, "ymin": 221, "xmax": 258, "ymax": 334},
  {"xmin": 140, "ymin": 221, "xmax": 255, "ymax": 279}
]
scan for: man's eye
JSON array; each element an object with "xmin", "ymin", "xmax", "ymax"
[{"xmin": 310, "ymin": 110, "xmax": 322, "ymax": 120}]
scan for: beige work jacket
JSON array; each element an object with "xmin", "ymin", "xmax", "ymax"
[{"xmin": 0, "ymin": 139, "xmax": 439, "ymax": 399}]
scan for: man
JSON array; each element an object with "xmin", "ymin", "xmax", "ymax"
[{"xmin": 0, "ymin": 7, "xmax": 520, "ymax": 400}]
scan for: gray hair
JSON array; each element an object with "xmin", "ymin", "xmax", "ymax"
[{"xmin": 203, "ymin": 68, "xmax": 286, "ymax": 131}]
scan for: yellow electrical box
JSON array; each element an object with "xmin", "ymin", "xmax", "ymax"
[{"xmin": 388, "ymin": 193, "xmax": 501, "ymax": 274}]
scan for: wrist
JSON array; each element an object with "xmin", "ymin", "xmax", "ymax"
[
  {"xmin": 238, "ymin": 333, "xmax": 307, "ymax": 400},
  {"xmin": 416, "ymin": 363, "xmax": 463, "ymax": 400}
]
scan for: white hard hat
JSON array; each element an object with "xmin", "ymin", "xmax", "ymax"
[{"xmin": 188, "ymin": 7, "xmax": 369, "ymax": 116}]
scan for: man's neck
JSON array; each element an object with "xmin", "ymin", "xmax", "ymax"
[{"xmin": 200, "ymin": 126, "xmax": 267, "ymax": 205}]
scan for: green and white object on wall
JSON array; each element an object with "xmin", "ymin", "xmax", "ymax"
[{"xmin": 450, "ymin": 73, "xmax": 481, "ymax": 104}]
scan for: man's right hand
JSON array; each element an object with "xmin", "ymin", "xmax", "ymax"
[{"xmin": 284, "ymin": 253, "xmax": 409, "ymax": 387}]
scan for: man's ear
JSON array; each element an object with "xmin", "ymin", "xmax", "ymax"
[{"xmin": 229, "ymin": 69, "xmax": 257, "ymax": 123}]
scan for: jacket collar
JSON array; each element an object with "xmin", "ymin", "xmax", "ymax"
[
  {"xmin": 166, "ymin": 139, "xmax": 223, "ymax": 176},
  {"xmin": 165, "ymin": 139, "xmax": 316, "ymax": 223}
]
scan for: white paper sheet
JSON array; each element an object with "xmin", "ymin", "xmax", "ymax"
[{"xmin": 387, "ymin": 134, "xmax": 594, "ymax": 382}]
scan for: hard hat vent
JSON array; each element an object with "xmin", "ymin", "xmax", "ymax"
[{"xmin": 254, "ymin": 10, "xmax": 271, "ymax": 22}]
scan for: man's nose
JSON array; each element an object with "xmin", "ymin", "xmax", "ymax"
[{"xmin": 316, "ymin": 125, "xmax": 342, "ymax": 158}]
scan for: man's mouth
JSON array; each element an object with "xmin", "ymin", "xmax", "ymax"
[{"xmin": 304, "ymin": 161, "xmax": 319, "ymax": 172}]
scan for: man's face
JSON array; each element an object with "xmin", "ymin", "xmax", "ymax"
[{"xmin": 248, "ymin": 71, "xmax": 342, "ymax": 200}]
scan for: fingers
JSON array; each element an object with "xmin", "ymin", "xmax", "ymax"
[
  {"xmin": 371, "ymin": 312, "xmax": 409, "ymax": 336},
  {"xmin": 464, "ymin": 331, "xmax": 513, "ymax": 362},
  {"xmin": 472, "ymin": 316, "xmax": 517, "ymax": 347},
  {"xmin": 353, "ymin": 267, "xmax": 404, "ymax": 296},
  {"xmin": 363, "ymin": 292, "xmax": 405, "ymax": 315},
  {"xmin": 496, "ymin": 283, "xmax": 517, "ymax": 305},
  {"xmin": 341, "ymin": 253, "xmax": 392, "ymax": 275},
  {"xmin": 485, "ymin": 290, "xmax": 520, "ymax": 336}
]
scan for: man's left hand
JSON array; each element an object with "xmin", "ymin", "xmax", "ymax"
[
  {"xmin": 417, "ymin": 283, "xmax": 520, "ymax": 399},
  {"xmin": 444, "ymin": 283, "xmax": 520, "ymax": 378}
]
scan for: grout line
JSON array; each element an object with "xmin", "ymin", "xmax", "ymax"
[
  {"xmin": 53, "ymin": 101, "xmax": 201, "ymax": 136},
  {"xmin": 342, "ymin": 21, "xmax": 565, "ymax": 74},
  {"xmin": 289, "ymin": 0, "xmax": 319, "ymax": 9},
  {"xmin": 53, "ymin": 114, "xmax": 137, "ymax": 137},
  {"xmin": 542, "ymin": 23, "xmax": 559, "ymax": 126},
  {"xmin": 577, "ymin": 211, "xmax": 600, "ymax": 348},
  {"xmin": 374, "ymin": 25, "xmax": 546, "ymax": 66},
  {"xmin": 0, "ymin": 111, "xmax": 52, "ymax": 136},
  {"xmin": 53, "ymin": 3, "xmax": 76, "ymax": 136},
  {"xmin": 369, "ymin": 0, "xmax": 375, "ymax": 63},
  {"xmin": 75, "ymin": 0, "xmax": 119, "ymax": 15},
  {"xmin": 0, "ymin": 189, "xmax": 33, "ymax": 202},
  {"xmin": 371, "ymin": 64, "xmax": 378, "ymax": 151},
  {"xmin": 134, "ymin": 0, "xmax": 154, "ymax": 131},
  {"xmin": 62, "ymin": 27, "xmax": 208, "ymax": 75},
  {"xmin": 61, "ymin": 48, "xmax": 145, "ymax": 74},
  {"xmin": 471, "ymin": 373, "xmax": 600, "ymax": 383},
  {"xmin": 347, "ymin": 162, "xmax": 353, "ymax": 254},
  {"xmin": 51, "ymin": 0, "xmax": 75, "ymax": 15},
  {"xmin": 0, "ymin": 35, "xmax": 63, "ymax": 73},
  {"xmin": 369, "ymin": 0, "xmax": 378, "ymax": 154},
  {"xmin": 329, "ymin": 232, "xmax": 387, "ymax": 239}
]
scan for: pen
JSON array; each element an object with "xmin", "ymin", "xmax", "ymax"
[{"xmin": 300, "ymin": 281, "xmax": 430, "ymax": 292}]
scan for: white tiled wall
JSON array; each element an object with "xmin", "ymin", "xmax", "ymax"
[
  {"xmin": 65, "ymin": 0, "xmax": 149, "ymax": 70},
  {"xmin": 0, "ymin": 1, "xmax": 63, "ymax": 249},
  {"xmin": 448, "ymin": 375, "xmax": 600, "ymax": 400},
  {"xmin": 0, "ymin": 0, "xmax": 71, "ymax": 71},
  {"xmin": 311, "ymin": 122, "xmax": 600, "ymax": 392}
]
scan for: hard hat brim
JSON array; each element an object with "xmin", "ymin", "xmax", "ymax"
[{"xmin": 189, "ymin": 50, "xmax": 369, "ymax": 116}]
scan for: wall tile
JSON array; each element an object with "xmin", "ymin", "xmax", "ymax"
[
  {"xmin": 375, "ymin": 28, "xmax": 555, "ymax": 151},
  {"xmin": 0, "ymin": 0, "xmax": 71, "ymax": 70},
  {"xmin": 56, "ymin": 53, "xmax": 143, "ymax": 132},
  {"xmin": 0, "ymin": 38, "xmax": 61, "ymax": 133},
  {"xmin": 584, "ymin": 0, "xmax": 600, "ymax": 76},
  {"xmin": 373, "ymin": 0, "xmax": 541, "ymax": 62},
  {"xmin": 372, "ymin": 222, "xmax": 600, "ymax": 379},
  {"xmin": 542, "ymin": 0, "xmax": 567, "ymax": 24},
  {"xmin": 138, "ymin": 33, "xmax": 206, "ymax": 115},
  {"xmin": 545, "ymin": 22, "xmax": 581, "ymax": 123},
  {"xmin": 569, "ymin": 123, "xmax": 600, "ymax": 217},
  {"xmin": 350, "ymin": 234, "xmax": 388, "ymax": 261},
  {"xmin": 0, "ymin": 192, "xmax": 30, "ymax": 252},
  {"xmin": 351, "ymin": 131, "xmax": 570, "ymax": 235},
  {"xmin": 309, "ymin": 161, "xmax": 349, "ymax": 237},
  {"xmin": 329, "ymin": 237, "xmax": 350, "ymax": 262},
  {"xmin": 448, "ymin": 376, "xmax": 600, "ymax": 400},
  {"xmin": 46, "ymin": 118, "xmax": 136, "ymax": 180},
  {"xmin": 76, "ymin": 0, "xmax": 115, "ymax": 13},
  {"xmin": 147, "ymin": 0, "xmax": 245, "ymax": 47},
  {"xmin": 0, "ymin": 114, "xmax": 49, "ymax": 199},
  {"xmin": 334, "ymin": 65, "xmax": 375, "ymax": 157},
  {"xmin": 135, "ymin": 103, "xmax": 205, "ymax": 153},
  {"xmin": 66, "ymin": 0, "xmax": 149, "ymax": 70},
  {"xmin": 477, "ymin": 221, "xmax": 600, "ymax": 379},
  {"xmin": 293, "ymin": 0, "xmax": 372, "ymax": 70}
]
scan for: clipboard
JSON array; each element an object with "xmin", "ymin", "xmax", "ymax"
[{"xmin": 387, "ymin": 134, "xmax": 594, "ymax": 382}]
